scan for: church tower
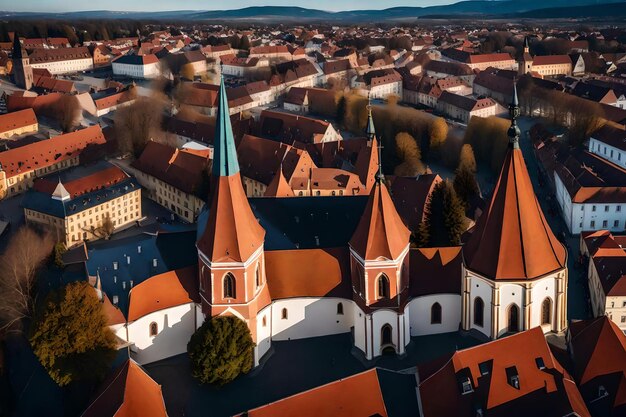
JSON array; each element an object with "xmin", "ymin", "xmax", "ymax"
[
  {"xmin": 462, "ymin": 83, "xmax": 567, "ymax": 339},
  {"xmin": 12, "ymin": 33, "xmax": 33, "ymax": 90},
  {"xmin": 518, "ymin": 37, "xmax": 533, "ymax": 76},
  {"xmin": 196, "ymin": 76, "xmax": 270, "ymax": 359},
  {"xmin": 349, "ymin": 106, "xmax": 411, "ymax": 309}
]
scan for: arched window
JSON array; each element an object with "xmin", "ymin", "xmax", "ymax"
[
  {"xmin": 377, "ymin": 274, "xmax": 390, "ymax": 300},
  {"xmin": 337, "ymin": 302, "xmax": 344, "ymax": 315},
  {"xmin": 381, "ymin": 324, "xmax": 393, "ymax": 346},
  {"xmin": 262, "ymin": 316, "xmax": 267, "ymax": 327},
  {"xmin": 474, "ymin": 298, "xmax": 484, "ymax": 327},
  {"xmin": 149, "ymin": 322, "xmax": 158, "ymax": 337},
  {"xmin": 431, "ymin": 302, "xmax": 442, "ymax": 324},
  {"xmin": 223, "ymin": 273, "xmax": 235, "ymax": 299},
  {"xmin": 281, "ymin": 308, "xmax": 288, "ymax": 320},
  {"xmin": 541, "ymin": 298, "xmax": 552, "ymax": 325},
  {"xmin": 255, "ymin": 265, "xmax": 261, "ymax": 288},
  {"xmin": 508, "ymin": 304, "xmax": 520, "ymax": 333}
]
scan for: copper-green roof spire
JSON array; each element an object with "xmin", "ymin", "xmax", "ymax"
[{"xmin": 212, "ymin": 75, "xmax": 239, "ymax": 177}]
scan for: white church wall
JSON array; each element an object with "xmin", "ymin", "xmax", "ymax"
[
  {"xmin": 353, "ymin": 306, "xmax": 368, "ymax": 356},
  {"xmin": 270, "ymin": 298, "xmax": 354, "ymax": 341},
  {"xmin": 371, "ymin": 309, "xmax": 402, "ymax": 355},
  {"xmin": 530, "ymin": 274, "xmax": 558, "ymax": 331},
  {"xmin": 497, "ymin": 283, "xmax": 525, "ymax": 337},
  {"xmin": 256, "ymin": 305, "xmax": 272, "ymax": 360},
  {"xmin": 127, "ymin": 303, "xmax": 197, "ymax": 365},
  {"xmin": 468, "ymin": 274, "xmax": 493, "ymax": 337},
  {"xmin": 407, "ymin": 294, "xmax": 461, "ymax": 336}
]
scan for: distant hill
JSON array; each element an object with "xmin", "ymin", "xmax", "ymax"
[{"xmin": 1, "ymin": 0, "xmax": 624, "ymax": 21}]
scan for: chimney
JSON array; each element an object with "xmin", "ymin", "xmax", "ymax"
[
  {"xmin": 153, "ymin": 258, "xmax": 158, "ymax": 268},
  {"xmin": 138, "ymin": 245, "xmax": 142, "ymax": 254},
  {"xmin": 127, "ymin": 256, "xmax": 131, "ymax": 265},
  {"xmin": 112, "ymin": 295, "xmax": 119, "ymax": 304},
  {"xmin": 113, "ymin": 261, "xmax": 118, "ymax": 270}
]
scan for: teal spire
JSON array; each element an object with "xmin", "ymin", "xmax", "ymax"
[{"xmin": 212, "ymin": 75, "xmax": 239, "ymax": 177}]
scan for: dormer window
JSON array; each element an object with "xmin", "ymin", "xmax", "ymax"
[
  {"xmin": 535, "ymin": 357, "xmax": 546, "ymax": 370},
  {"xmin": 460, "ymin": 377, "xmax": 473, "ymax": 394},
  {"xmin": 598, "ymin": 385, "xmax": 608, "ymax": 399},
  {"xmin": 478, "ymin": 361, "xmax": 491, "ymax": 376},
  {"xmin": 506, "ymin": 366, "xmax": 520, "ymax": 389}
]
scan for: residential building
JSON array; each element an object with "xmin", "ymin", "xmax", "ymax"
[
  {"xmin": 28, "ymin": 47, "xmax": 94, "ymax": 74},
  {"xmin": 581, "ymin": 230, "xmax": 626, "ymax": 331},
  {"xmin": 0, "ymin": 108, "xmax": 37, "ymax": 139},
  {"xmin": 112, "ymin": 54, "xmax": 161, "ymax": 79},
  {"xmin": 22, "ymin": 161, "xmax": 141, "ymax": 247},
  {"xmin": 436, "ymin": 91, "xmax": 497, "ymax": 123},
  {"xmin": 130, "ymin": 141, "xmax": 210, "ymax": 223},
  {"xmin": 0, "ymin": 125, "xmax": 107, "ymax": 200}
]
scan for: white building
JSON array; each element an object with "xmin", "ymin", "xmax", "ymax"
[{"xmin": 112, "ymin": 54, "xmax": 161, "ymax": 79}]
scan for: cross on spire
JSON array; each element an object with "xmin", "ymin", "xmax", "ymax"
[{"xmin": 508, "ymin": 78, "xmax": 521, "ymax": 149}]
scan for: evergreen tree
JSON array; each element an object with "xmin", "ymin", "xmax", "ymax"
[
  {"xmin": 412, "ymin": 221, "xmax": 430, "ymax": 248},
  {"xmin": 30, "ymin": 281, "xmax": 117, "ymax": 386},
  {"xmin": 187, "ymin": 316, "xmax": 255, "ymax": 386},
  {"xmin": 423, "ymin": 180, "xmax": 467, "ymax": 247},
  {"xmin": 453, "ymin": 165, "xmax": 480, "ymax": 210}
]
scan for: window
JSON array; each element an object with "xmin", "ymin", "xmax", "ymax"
[
  {"xmin": 592, "ymin": 205, "xmax": 597, "ymax": 212},
  {"xmin": 541, "ymin": 298, "xmax": 552, "ymax": 325},
  {"xmin": 621, "ymin": 316, "xmax": 625, "ymax": 323},
  {"xmin": 337, "ymin": 302, "xmax": 344, "ymax": 315},
  {"xmin": 474, "ymin": 298, "xmax": 484, "ymax": 327},
  {"xmin": 377, "ymin": 274, "xmax": 390, "ymax": 299},
  {"xmin": 281, "ymin": 308, "xmax": 288, "ymax": 320},
  {"xmin": 615, "ymin": 220, "xmax": 620, "ymax": 228},
  {"xmin": 508, "ymin": 304, "xmax": 520, "ymax": 333},
  {"xmin": 255, "ymin": 265, "xmax": 261, "ymax": 288},
  {"xmin": 262, "ymin": 316, "xmax": 267, "ymax": 327},
  {"xmin": 618, "ymin": 206, "xmax": 622, "ymax": 212},
  {"xmin": 381, "ymin": 324, "xmax": 392, "ymax": 346},
  {"xmin": 223, "ymin": 273, "xmax": 236, "ymax": 298},
  {"xmin": 478, "ymin": 361, "xmax": 491, "ymax": 375},
  {"xmin": 605, "ymin": 205, "xmax": 610, "ymax": 212},
  {"xmin": 149, "ymin": 322, "xmax": 158, "ymax": 337},
  {"xmin": 591, "ymin": 220, "xmax": 595, "ymax": 228},
  {"xmin": 603, "ymin": 220, "xmax": 608, "ymax": 228},
  {"xmin": 431, "ymin": 302, "xmax": 442, "ymax": 324}
]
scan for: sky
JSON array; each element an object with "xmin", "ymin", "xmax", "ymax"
[{"xmin": 0, "ymin": 0, "xmax": 460, "ymax": 13}]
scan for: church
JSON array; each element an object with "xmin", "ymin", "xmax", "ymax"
[{"xmin": 191, "ymin": 77, "xmax": 568, "ymax": 365}]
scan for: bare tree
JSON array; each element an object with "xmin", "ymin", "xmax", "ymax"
[
  {"xmin": 0, "ymin": 227, "xmax": 54, "ymax": 336},
  {"xmin": 114, "ymin": 96, "xmax": 166, "ymax": 157}
]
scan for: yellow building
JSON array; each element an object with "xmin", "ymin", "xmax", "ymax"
[
  {"xmin": 0, "ymin": 108, "xmax": 38, "ymax": 139},
  {"xmin": 23, "ymin": 161, "xmax": 141, "ymax": 247}
]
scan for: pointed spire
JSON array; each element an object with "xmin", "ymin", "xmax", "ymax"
[
  {"xmin": 376, "ymin": 139, "xmax": 384, "ymax": 184},
  {"xmin": 366, "ymin": 94, "xmax": 376, "ymax": 140},
  {"xmin": 212, "ymin": 75, "xmax": 239, "ymax": 177},
  {"xmin": 524, "ymin": 36, "xmax": 530, "ymax": 51},
  {"xmin": 12, "ymin": 32, "xmax": 23, "ymax": 59},
  {"xmin": 508, "ymin": 80, "xmax": 521, "ymax": 149}
]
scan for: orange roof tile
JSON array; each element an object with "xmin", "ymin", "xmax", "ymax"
[
  {"xmin": 464, "ymin": 147, "xmax": 566, "ymax": 280},
  {"xmin": 349, "ymin": 181, "xmax": 411, "ymax": 261},
  {"xmin": 81, "ymin": 359, "xmax": 167, "ymax": 417},
  {"xmin": 127, "ymin": 266, "xmax": 199, "ymax": 322},
  {"xmin": 0, "ymin": 108, "xmax": 37, "ymax": 133},
  {"xmin": 242, "ymin": 368, "xmax": 388, "ymax": 417}
]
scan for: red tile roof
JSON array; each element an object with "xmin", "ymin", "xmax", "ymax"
[
  {"xmin": 81, "ymin": 359, "xmax": 168, "ymax": 417},
  {"xmin": 464, "ymin": 146, "xmax": 566, "ymax": 280},
  {"xmin": 33, "ymin": 164, "xmax": 128, "ymax": 199},
  {"xmin": 349, "ymin": 180, "xmax": 411, "ymax": 261},
  {"xmin": 241, "ymin": 368, "xmax": 388, "ymax": 417},
  {"xmin": 0, "ymin": 125, "xmax": 106, "ymax": 178},
  {"xmin": 0, "ymin": 108, "xmax": 37, "ymax": 134},
  {"xmin": 127, "ymin": 265, "xmax": 199, "ymax": 322}
]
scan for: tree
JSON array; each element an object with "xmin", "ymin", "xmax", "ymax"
[
  {"xmin": 180, "ymin": 63, "xmax": 195, "ymax": 81},
  {"xmin": 412, "ymin": 221, "xmax": 430, "ymax": 248},
  {"xmin": 53, "ymin": 242, "xmax": 67, "ymax": 268},
  {"xmin": 464, "ymin": 116, "xmax": 509, "ymax": 174},
  {"xmin": 453, "ymin": 164, "xmax": 480, "ymax": 210},
  {"xmin": 40, "ymin": 94, "xmax": 81, "ymax": 132},
  {"xmin": 423, "ymin": 180, "xmax": 467, "ymax": 247},
  {"xmin": 394, "ymin": 132, "xmax": 424, "ymax": 177},
  {"xmin": 114, "ymin": 96, "xmax": 166, "ymax": 157},
  {"xmin": 568, "ymin": 98, "xmax": 605, "ymax": 147},
  {"xmin": 458, "ymin": 144, "xmax": 477, "ymax": 173},
  {"xmin": 187, "ymin": 316, "xmax": 255, "ymax": 386},
  {"xmin": 428, "ymin": 117, "xmax": 448, "ymax": 154},
  {"xmin": 92, "ymin": 215, "xmax": 114, "ymax": 240},
  {"xmin": 30, "ymin": 281, "xmax": 117, "ymax": 386},
  {"xmin": 0, "ymin": 227, "xmax": 54, "ymax": 336}
]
